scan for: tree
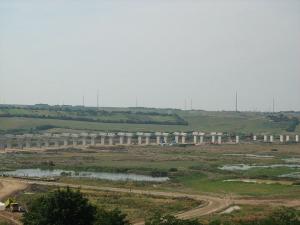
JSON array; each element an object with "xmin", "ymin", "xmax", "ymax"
[
  {"xmin": 22, "ymin": 187, "xmax": 96, "ymax": 225},
  {"xmin": 94, "ymin": 208, "xmax": 130, "ymax": 225},
  {"xmin": 145, "ymin": 213, "xmax": 203, "ymax": 225},
  {"xmin": 263, "ymin": 207, "xmax": 300, "ymax": 225}
]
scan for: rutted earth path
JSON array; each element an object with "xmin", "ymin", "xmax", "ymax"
[
  {"xmin": 0, "ymin": 178, "xmax": 231, "ymax": 225},
  {"xmin": 0, "ymin": 178, "xmax": 300, "ymax": 225},
  {"xmin": 0, "ymin": 180, "xmax": 28, "ymax": 225}
]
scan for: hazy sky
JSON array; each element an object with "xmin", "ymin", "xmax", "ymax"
[{"xmin": 0, "ymin": 0, "xmax": 299, "ymax": 111}]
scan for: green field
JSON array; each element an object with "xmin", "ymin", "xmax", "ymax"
[{"xmin": 0, "ymin": 105, "xmax": 299, "ymax": 134}]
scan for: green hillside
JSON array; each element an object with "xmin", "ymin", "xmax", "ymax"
[{"xmin": 0, "ymin": 104, "xmax": 299, "ymax": 134}]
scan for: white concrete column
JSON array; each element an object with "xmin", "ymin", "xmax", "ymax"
[
  {"xmin": 80, "ymin": 133, "xmax": 88, "ymax": 146},
  {"xmin": 90, "ymin": 134, "xmax": 97, "ymax": 146},
  {"xmin": 108, "ymin": 133, "xmax": 115, "ymax": 145},
  {"xmin": 91, "ymin": 137, "xmax": 95, "ymax": 145},
  {"xmin": 192, "ymin": 132, "xmax": 198, "ymax": 144},
  {"xmin": 211, "ymin": 132, "xmax": 216, "ymax": 144},
  {"xmin": 296, "ymin": 135, "xmax": 299, "ymax": 143},
  {"xmin": 286, "ymin": 135, "xmax": 290, "ymax": 142},
  {"xmin": 71, "ymin": 134, "xmax": 79, "ymax": 146},
  {"xmin": 181, "ymin": 133, "xmax": 187, "ymax": 144},
  {"xmin": 144, "ymin": 133, "xmax": 151, "ymax": 145},
  {"xmin": 200, "ymin": 135, "xmax": 204, "ymax": 144},
  {"xmin": 155, "ymin": 132, "xmax": 162, "ymax": 145},
  {"xmin": 125, "ymin": 133, "xmax": 133, "ymax": 145},
  {"xmin": 264, "ymin": 135, "xmax": 267, "ymax": 142},
  {"xmin": 253, "ymin": 135, "xmax": 257, "ymax": 141},
  {"xmin": 280, "ymin": 135, "xmax": 284, "ymax": 143},
  {"xmin": 99, "ymin": 133, "xmax": 106, "ymax": 145},
  {"xmin": 118, "ymin": 133, "xmax": 125, "ymax": 145},
  {"xmin": 163, "ymin": 133, "xmax": 169, "ymax": 144},
  {"xmin": 136, "ymin": 132, "xmax": 143, "ymax": 145},
  {"xmin": 270, "ymin": 135, "xmax": 274, "ymax": 143},
  {"xmin": 217, "ymin": 133, "xmax": 223, "ymax": 144},
  {"xmin": 236, "ymin": 136, "xmax": 239, "ymax": 144},
  {"xmin": 173, "ymin": 132, "xmax": 180, "ymax": 144},
  {"xmin": 62, "ymin": 133, "xmax": 70, "ymax": 146},
  {"xmin": 126, "ymin": 133, "xmax": 133, "ymax": 145}
]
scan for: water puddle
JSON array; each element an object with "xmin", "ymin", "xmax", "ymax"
[
  {"xmin": 0, "ymin": 169, "xmax": 169, "ymax": 182},
  {"xmin": 283, "ymin": 158, "xmax": 300, "ymax": 163},
  {"xmin": 223, "ymin": 154, "xmax": 274, "ymax": 158},
  {"xmin": 219, "ymin": 164, "xmax": 300, "ymax": 171},
  {"xmin": 279, "ymin": 172, "xmax": 300, "ymax": 179}
]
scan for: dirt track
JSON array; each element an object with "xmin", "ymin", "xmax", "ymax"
[
  {"xmin": 0, "ymin": 179, "xmax": 28, "ymax": 225},
  {"xmin": 0, "ymin": 177, "xmax": 299, "ymax": 225},
  {"xmin": 0, "ymin": 177, "xmax": 232, "ymax": 225}
]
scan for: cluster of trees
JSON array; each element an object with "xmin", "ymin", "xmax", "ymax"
[
  {"xmin": 22, "ymin": 188, "xmax": 300, "ymax": 225},
  {"xmin": 0, "ymin": 105, "xmax": 188, "ymax": 126},
  {"xmin": 267, "ymin": 114, "xmax": 300, "ymax": 132}
]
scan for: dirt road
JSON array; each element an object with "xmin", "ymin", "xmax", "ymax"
[
  {"xmin": 0, "ymin": 177, "xmax": 232, "ymax": 225},
  {"xmin": 0, "ymin": 177, "xmax": 299, "ymax": 225},
  {"xmin": 0, "ymin": 179, "xmax": 28, "ymax": 225}
]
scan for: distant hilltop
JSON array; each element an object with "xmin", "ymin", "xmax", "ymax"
[{"xmin": 0, "ymin": 104, "xmax": 299, "ymax": 135}]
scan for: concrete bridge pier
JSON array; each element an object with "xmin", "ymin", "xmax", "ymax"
[
  {"xmin": 126, "ymin": 133, "xmax": 133, "ymax": 145},
  {"xmin": 118, "ymin": 133, "xmax": 125, "ymax": 145},
  {"xmin": 173, "ymin": 132, "xmax": 180, "ymax": 144},
  {"xmin": 181, "ymin": 132, "xmax": 187, "ymax": 144},
  {"xmin": 144, "ymin": 133, "xmax": 151, "ymax": 145},
  {"xmin": 199, "ymin": 133, "xmax": 205, "ymax": 144},
  {"xmin": 108, "ymin": 133, "xmax": 115, "ymax": 145},
  {"xmin": 236, "ymin": 136, "xmax": 239, "ymax": 144},
  {"xmin": 280, "ymin": 135, "xmax": 284, "ymax": 143},
  {"xmin": 286, "ymin": 135, "xmax": 290, "ymax": 142},
  {"xmin": 163, "ymin": 133, "xmax": 169, "ymax": 144},
  {"xmin": 155, "ymin": 132, "xmax": 162, "ymax": 145},
  {"xmin": 136, "ymin": 132, "xmax": 143, "ymax": 145},
  {"xmin": 192, "ymin": 132, "xmax": 198, "ymax": 144},
  {"xmin": 296, "ymin": 135, "xmax": 299, "ymax": 143}
]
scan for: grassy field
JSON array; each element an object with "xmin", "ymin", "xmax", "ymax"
[
  {"xmin": 1, "ymin": 144, "xmax": 300, "ymax": 198},
  {"xmin": 1, "ymin": 143, "xmax": 300, "ymax": 222},
  {"xmin": 15, "ymin": 183, "xmax": 199, "ymax": 223},
  {"xmin": 0, "ymin": 104, "xmax": 299, "ymax": 134}
]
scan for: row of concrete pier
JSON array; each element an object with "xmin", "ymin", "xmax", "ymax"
[{"xmin": 0, "ymin": 132, "xmax": 299, "ymax": 149}]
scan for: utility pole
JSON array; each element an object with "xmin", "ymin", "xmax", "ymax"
[
  {"xmin": 97, "ymin": 89, "xmax": 99, "ymax": 109},
  {"xmin": 235, "ymin": 91, "xmax": 238, "ymax": 112},
  {"xmin": 135, "ymin": 97, "xmax": 138, "ymax": 108},
  {"xmin": 184, "ymin": 99, "xmax": 187, "ymax": 111},
  {"xmin": 190, "ymin": 98, "xmax": 193, "ymax": 110},
  {"xmin": 272, "ymin": 97, "xmax": 275, "ymax": 113},
  {"xmin": 82, "ymin": 96, "xmax": 85, "ymax": 107}
]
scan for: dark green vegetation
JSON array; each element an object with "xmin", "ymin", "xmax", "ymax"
[
  {"xmin": 22, "ymin": 187, "xmax": 129, "ymax": 225},
  {"xmin": 207, "ymin": 207, "xmax": 300, "ymax": 225},
  {"xmin": 0, "ymin": 105, "xmax": 187, "ymax": 130},
  {"xmin": 16, "ymin": 184, "xmax": 199, "ymax": 222},
  {"xmin": 21, "ymin": 187, "xmax": 300, "ymax": 225},
  {"xmin": 146, "ymin": 214, "xmax": 202, "ymax": 225},
  {"xmin": 0, "ymin": 104, "xmax": 300, "ymax": 134}
]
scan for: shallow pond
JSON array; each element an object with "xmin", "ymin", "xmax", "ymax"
[
  {"xmin": 0, "ymin": 169, "xmax": 169, "ymax": 182},
  {"xmin": 279, "ymin": 172, "xmax": 300, "ymax": 179},
  {"xmin": 219, "ymin": 164, "xmax": 300, "ymax": 171},
  {"xmin": 223, "ymin": 154, "xmax": 274, "ymax": 158}
]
